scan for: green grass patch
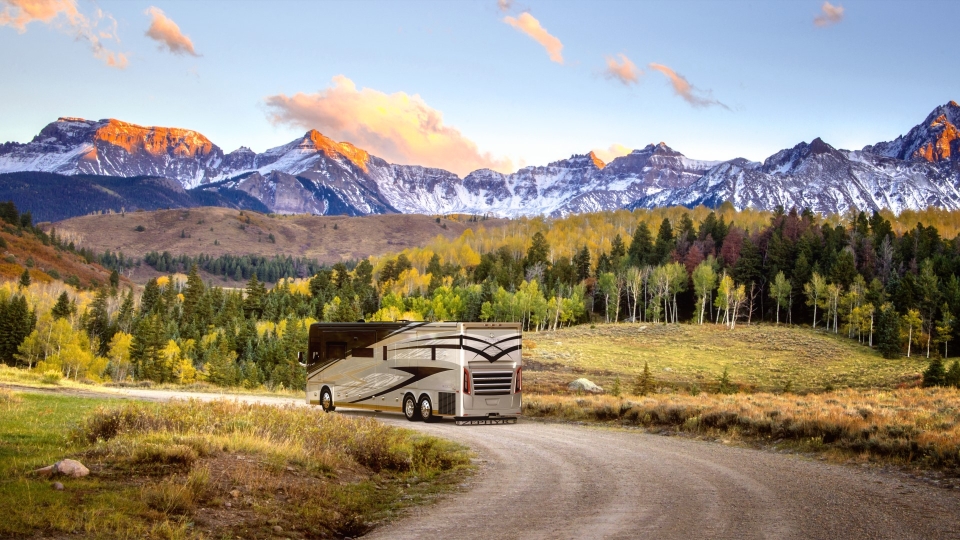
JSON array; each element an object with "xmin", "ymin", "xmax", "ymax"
[
  {"xmin": 0, "ymin": 391, "xmax": 472, "ymax": 539},
  {"xmin": 526, "ymin": 323, "xmax": 923, "ymax": 393}
]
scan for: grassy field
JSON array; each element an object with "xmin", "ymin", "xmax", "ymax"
[
  {"xmin": 0, "ymin": 389, "xmax": 471, "ymax": 539},
  {"xmin": 523, "ymin": 323, "xmax": 924, "ymax": 394},
  {"xmin": 523, "ymin": 388, "xmax": 960, "ymax": 471}
]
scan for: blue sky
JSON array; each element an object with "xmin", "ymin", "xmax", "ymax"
[{"xmin": 0, "ymin": 0, "xmax": 957, "ymax": 175}]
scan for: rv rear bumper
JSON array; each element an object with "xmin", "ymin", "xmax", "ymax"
[{"xmin": 454, "ymin": 414, "xmax": 519, "ymax": 425}]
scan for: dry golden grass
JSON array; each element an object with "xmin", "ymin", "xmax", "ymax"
[
  {"xmin": 53, "ymin": 207, "xmax": 506, "ymax": 267},
  {"xmin": 524, "ymin": 388, "xmax": 960, "ymax": 468},
  {"xmin": 0, "ymin": 394, "xmax": 472, "ymax": 539},
  {"xmin": 524, "ymin": 323, "xmax": 921, "ymax": 394}
]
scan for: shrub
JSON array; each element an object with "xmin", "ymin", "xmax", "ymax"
[
  {"xmin": 0, "ymin": 388, "xmax": 21, "ymax": 407},
  {"xmin": 134, "ymin": 225, "xmax": 146, "ymax": 232},
  {"xmin": 46, "ymin": 268, "xmax": 60, "ymax": 280},
  {"xmin": 41, "ymin": 370, "xmax": 62, "ymax": 385},
  {"xmin": 717, "ymin": 366, "xmax": 736, "ymax": 394}
]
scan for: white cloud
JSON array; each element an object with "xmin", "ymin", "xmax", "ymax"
[
  {"xmin": 814, "ymin": 2, "xmax": 844, "ymax": 27},
  {"xmin": 649, "ymin": 63, "xmax": 729, "ymax": 110},
  {"xmin": 264, "ymin": 75, "xmax": 513, "ymax": 177},
  {"xmin": 503, "ymin": 12, "xmax": 563, "ymax": 64},
  {"xmin": 603, "ymin": 54, "xmax": 641, "ymax": 86},
  {"xmin": 0, "ymin": 0, "xmax": 127, "ymax": 68},
  {"xmin": 145, "ymin": 6, "xmax": 199, "ymax": 57}
]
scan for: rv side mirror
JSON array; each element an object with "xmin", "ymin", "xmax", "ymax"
[{"xmin": 297, "ymin": 351, "xmax": 304, "ymax": 363}]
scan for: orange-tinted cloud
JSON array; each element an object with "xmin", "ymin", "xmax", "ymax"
[
  {"xmin": 592, "ymin": 144, "xmax": 632, "ymax": 164},
  {"xmin": 814, "ymin": 2, "xmax": 844, "ymax": 27},
  {"xmin": 503, "ymin": 12, "xmax": 563, "ymax": 64},
  {"xmin": 648, "ymin": 63, "xmax": 729, "ymax": 110},
  {"xmin": 603, "ymin": 54, "xmax": 641, "ymax": 86},
  {"xmin": 145, "ymin": 6, "xmax": 199, "ymax": 56},
  {"xmin": 264, "ymin": 75, "xmax": 513, "ymax": 177},
  {"xmin": 0, "ymin": 0, "xmax": 127, "ymax": 68}
]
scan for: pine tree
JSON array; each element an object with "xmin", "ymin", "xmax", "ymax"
[
  {"xmin": 140, "ymin": 278, "xmax": 161, "ymax": 316},
  {"xmin": 244, "ymin": 273, "xmax": 266, "ymax": 318},
  {"xmin": 628, "ymin": 222, "xmax": 653, "ymax": 267},
  {"xmin": 633, "ymin": 361, "xmax": 655, "ymax": 396},
  {"xmin": 0, "ymin": 294, "xmax": 36, "ymax": 366},
  {"xmin": 944, "ymin": 360, "xmax": 960, "ymax": 388},
  {"xmin": 109, "ymin": 269, "xmax": 120, "ymax": 289},
  {"xmin": 51, "ymin": 291, "xmax": 73, "ymax": 320},
  {"xmin": 923, "ymin": 356, "xmax": 946, "ymax": 387},
  {"xmin": 875, "ymin": 303, "xmax": 902, "ymax": 358},
  {"xmin": 609, "ymin": 234, "xmax": 626, "ymax": 262},
  {"xmin": 717, "ymin": 366, "xmax": 736, "ymax": 394},
  {"xmin": 18, "ymin": 268, "xmax": 30, "ymax": 288},
  {"xmin": 653, "ymin": 218, "xmax": 675, "ymax": 265},
  {"xmin": 572, "ymin": 246, "xmax": 591, "ymax": 281},
  {"xmin": 84, "ymin": 288, "xmax": 114, "ymax": 357}
]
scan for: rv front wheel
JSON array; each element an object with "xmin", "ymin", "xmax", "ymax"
[
  {"xmin": 403, "ymin": 395, "xmax": 421, "ymax": 421},
  {"xmin": 321, "ymin": 388, "xmax": 335, "ymax": 413},
  {"xmin": 419, "ymin": 395, "xmax": 434, "ymax": 422}
]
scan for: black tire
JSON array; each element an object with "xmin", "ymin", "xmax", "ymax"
[
  {"xmin": 320, "ymin": 387, "xmax": 335, "ymax": 413},
  {"xmin": 418, "ymin": 395, "xmax": 434, "ymax": 422},
  {"xmin": 403, "ymin": 394, "xmax": 421, "ymax": 421}
]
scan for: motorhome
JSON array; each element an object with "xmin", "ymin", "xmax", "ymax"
[{"xmin": 304, "ymin": 321, "xmax": 522, "ymax": 424}]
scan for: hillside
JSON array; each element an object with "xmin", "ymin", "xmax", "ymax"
[
  {"xmin": 0, "ymin": 171, "xmax": 268, "ymax": 222},
  {"xmin": 524, "ymin": 324, "xmax": 922, "ymax": 394},
  {"xmin": 52, "ymin": 207, "xmax": 504, "ymax": 263},
  {"xmin": 0, "ymin": 224, "xmax": 130, "ymax": 289}
]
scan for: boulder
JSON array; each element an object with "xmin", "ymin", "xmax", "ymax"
[
  {"xmin": 33, "ymin": 459, "xmax": 89, "ymax": 478},
  {"xmin": 568, "ymin": 378, "xmax": 604, "ymax": 394}
]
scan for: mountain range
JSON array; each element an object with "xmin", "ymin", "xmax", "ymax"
[{"xmin": 1, "ymin": 101, "xmax": 959, "ymax": 220}]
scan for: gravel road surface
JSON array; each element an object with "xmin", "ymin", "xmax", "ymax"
[{"xmin": 42, "ymin": 387, "xmax": 960, "ymax": 539}]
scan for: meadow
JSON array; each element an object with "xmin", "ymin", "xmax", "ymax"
[
  {"xmin": 523, "ymin": 323, "xmax": 923, "ymax": 394},
  {"xmin": 0, "ymin": 389, "xmax": 471, "ymax": 539},
  {"xmin": 521, "ymin": 323, "xmax": 960, "ymax": 470}
]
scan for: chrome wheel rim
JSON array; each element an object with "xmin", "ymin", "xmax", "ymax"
[
  {"xmin": 420, "ymin": 400, "xmax": 431, "ymax": 418},
  {"xmin": 321, "ymin": 392, "xmax": 331, "ymax": 409},
  {"xmin": 405, "ymin": 399, "xmax": 415, "ymax": 418}
]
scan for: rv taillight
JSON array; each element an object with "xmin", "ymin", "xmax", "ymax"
[
  {"xmin": 515, "ymin": 366, "xmax": 522, "ymax": 393},
  {"xmin": 463, "ymin": 367, "xmax": 471, "ymax": 395}
]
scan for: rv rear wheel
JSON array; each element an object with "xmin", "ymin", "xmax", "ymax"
[
  {"xmin": 419, "ymin": 395, "xmax": 434, "ymax": 422},
  {"xmin": 403, "ymin": 395, "xmax": 421, "ymax": 421},
  {"xmin": 320, "ymin": 388, "xmax": 335, "ymax": 413}
]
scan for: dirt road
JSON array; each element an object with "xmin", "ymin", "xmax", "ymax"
[{"xmin": 70, "ymin": 388, "xmax": 960, "ymax": 539}]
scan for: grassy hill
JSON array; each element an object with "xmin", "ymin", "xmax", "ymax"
[
  {"xmin": 0, "ymin": 224, "xmax": 129, "ymax": 289},
  {"xmin": 524, "ymin": 323, "xmax": 924, "ymax": 394},
  {"xmin": 52, "ymin": 207, "xmax": 504, "ymax": 264}
]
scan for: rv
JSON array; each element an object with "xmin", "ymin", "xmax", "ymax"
[{"xmin": 304, "ymin": 321, "xmax": 522, "ymax": 424}]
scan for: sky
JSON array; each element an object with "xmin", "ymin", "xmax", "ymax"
[{"xmin": 0, "ymin": 0, "xmax": 958, "ymax": 176}]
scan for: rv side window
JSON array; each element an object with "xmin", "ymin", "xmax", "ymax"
[
  {"xmin": 352, "ymin": 347, "xmax": 374, "ymax": 358},
  {"xmin": 326, "ymin": 342, "xmax": 346, "ymax": 362}
]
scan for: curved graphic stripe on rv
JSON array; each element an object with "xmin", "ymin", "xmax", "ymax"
[
  {"xmin": 394, "ymin": 333, "xmax": 521, "ymax": 363},
  {"xmin": 347, "ymin": 366, "xmax": 451, "ymax": 403}
]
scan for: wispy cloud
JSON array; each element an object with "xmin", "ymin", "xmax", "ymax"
[
  {"xmin": 145, "ymin": 6, "xmax": 199, "ymax": 57},
  {"xmin": 264, "ymin": 75, "xmax": 513, "ymax": 177},
  {"xmin": 603, "ymin": 54, "xmax": 641, "ymax": 86},
  {"xmin": 592, "ymin": 144, "xmax": 632, "ymax": 164},
  {"xmin": 0, "ymin": 0, "xmax": 127, "ymax": 68},
  {"xmin": 497, "ymin": 0, "xmax": 512, "ymax": 13},
  {"xmin": 814, "ymin": 2, "xmax": 844, "ymax": 27},
  {"xmin": 648, "ymin": 63, "xmax": 729, "ymax": 110},
  {"xmin": 503, "ymin": 12, "xmax": 563, "ymax": 64}
]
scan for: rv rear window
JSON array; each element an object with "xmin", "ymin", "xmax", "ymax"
[{"xmin": 352, "ymin": 347, "xmax": 374, "ymax": 358}]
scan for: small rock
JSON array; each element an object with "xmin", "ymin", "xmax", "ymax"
[
  {"xmin": 52, "ymin": 482, "xmax": 64, "ymax": 491},
  {"xmin": 272, "ymin": 525, "xmax": 283, "ymax": 533},
  {"xmin": 568, "ymin": 378, "xmax": 604, "ymax": 394},
  {"xmin": 224, "ymin": 501, "xmax": 232, "ymax": 508},
  {"xmin": 230, "ymin": 489, "xmax": 240, "ymax": 498}
]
